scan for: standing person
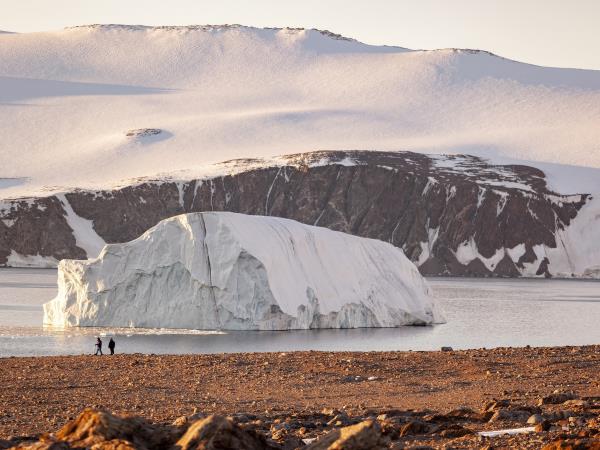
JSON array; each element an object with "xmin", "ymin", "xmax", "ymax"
[
  {"xmin": 108, "ymin": 338, "xmax": 116, "ymax": 355},
  {"xmin": 94, "ymin": 337, "xmax": 103, "ymax": 356}
]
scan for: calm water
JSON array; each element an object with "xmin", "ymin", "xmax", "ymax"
[{"xmin": 0, "ymin": 268, "xmax": 599, "ymax": 357}]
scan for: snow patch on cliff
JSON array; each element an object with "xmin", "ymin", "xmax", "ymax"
[
  {"xmin": 43, "ymin": 212, "xmax": 441, "ymax": 330},
  {"xmin": 453, "ymin": 239, "xmax": 533, "ymax": 273},
  {"xmin": 417, "ymin": 226, "xmax": 440, "ymax": 266},
  {"xmin": 506, "ymin": 244, "xmax": 526, "ymax": 263},
  {"xmin": 540, "ymin": 197, "xmax": 600, "ymax": 278},
  {"xmin": 455, "ymin": 239, "xmax": 505, "ymax": 272},
  {"xmin": 57, "ymin": 194, "xmax": 106, "ymax": 259}
]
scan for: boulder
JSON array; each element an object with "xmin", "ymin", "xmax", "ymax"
[
  {"xmin": 535, "ymin": 420, "xmax": 552, "ymax": 432},
  {"xmin": 7, "ymin": 440, "xmax": 70, "ymax": 450},
  {"xmin": 483, "ymin": 399, "xmax": 510, "ymax": 412},
  {"xmin": 488, "ymin": 409, "xmax": 530, "ymax": 423},
  {"xmin": 305, "ymin": 420, "xmax": 388, "ymax": 450},
  {"xmin": 538, "ymin": 393, "xmax": 577, "ymax": 406},
  {"xmin": 175, "ymin": 415, "xmax": 277, "ymax": 450},
  {"xmin": 528, "ymin": 414, "xmax": 545, "ymax": 425},
  {"xmin": 541, "ymin": 438, "xmax": 600, "ymax": 450},
  {"xmin": 54, "ymin": 408, "xmax": 167, "ymax": 449},
  {"xmin": 399, "ymin": 420, "xmax": 430, "ymax": 437},
  {"xmin": 438, "ymin": 424, "xmax": 473, "ymax": 438},
  {"xmin": 90, "ymin": 440, "xmax": 138, "ymax": 450}
]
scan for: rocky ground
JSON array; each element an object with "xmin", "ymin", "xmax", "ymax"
[{"xmin": 0, "ymin": 346, "xmax": 599, "ymax": 449}]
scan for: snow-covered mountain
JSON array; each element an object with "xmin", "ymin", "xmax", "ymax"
[
  {"xmin": 2, "ymin": 25, "xmax": 600, "ymax": 277},
  {"xmin": 3, "ymin": 150, "xmax": 599, "ymax": 278},
  {"xmin": 1, "ymin": 24, "xmax": 600, "ymax": 197},
  {"xmin": 44, "ymin": 212, "xmax": 441, "ymax": 329}
]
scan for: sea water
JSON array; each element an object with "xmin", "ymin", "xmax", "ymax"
[{"xmin": 0, "ymin": 268, "xmax": 599, "ymax": 357}]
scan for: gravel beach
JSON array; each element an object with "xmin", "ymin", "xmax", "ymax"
[{"xmin": 1, "ymin": 346, "xmax": 599, "ymax": 448}]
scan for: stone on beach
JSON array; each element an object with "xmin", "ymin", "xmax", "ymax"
[
  {"xmin": 175, "ymin": 415, "xmax": 276, "ymax": 450},
  {"xmin": 304, "ymin": 420, "xmax": 389, "ymax": 450}
]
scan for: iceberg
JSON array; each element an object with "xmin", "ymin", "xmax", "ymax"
[{"xmin": 43, "ymin": 212, "xmax": 442, "ymax": 330}]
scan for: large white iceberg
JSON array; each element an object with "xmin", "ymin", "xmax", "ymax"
[{"xmin": 43, "ymin": 212, "xmax": 442, "ymax": 330}]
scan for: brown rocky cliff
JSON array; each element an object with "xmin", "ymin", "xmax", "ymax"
[{"xmin": 0, "ymin": 151, "xmax": 588, "ymax": 277}]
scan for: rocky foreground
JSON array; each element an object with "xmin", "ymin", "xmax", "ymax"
[{"xmin": 1, "ymin": 346, "xmax": 599, "ymax": 449}]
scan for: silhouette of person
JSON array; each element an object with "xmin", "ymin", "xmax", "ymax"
[
  {"xmin": 94, "ymin": 337, "xmax": 103, "ymax": 356},
  {"xmin": 108, "ymin": 338, "xmax": 116, "ymax": 355}
]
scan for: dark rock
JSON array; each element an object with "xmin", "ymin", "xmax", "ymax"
[
  {"xmin": 541, "ymin": 438, "xmax": 600, "ymax": 450},
  {"xmin": 539, "ymin": 393, "xmax": 577, "ymax": 406},
  {"xmin": 304, "ymin": 420, "xmax": 388, "ymax": 450},
  {"xmin": 437, "ymin": 424, "xmax": 473, "ymax": 438},
  {"xmin": 423, "ymin": 407, "xmax": 487, "ymax": 424},
  {"xmin": 0, "ymin": 196, "xmax": 86, "ymax": 265},
  {"xmin": 176, "ymin": 415, "xmax": 277, "ymax": 450},
  {"xmin": 399, "ymin": 420, "xmax": 430, "ymax": 437},
  {"xmin": 9, "ymin": 440, "xmax": 71, "ymax": 450},
  {"xmin": 90, "ymin": 439, "xmax": 138, "ymax": 449},
  {"xmin": 535, "ymin": 420, "xmax": 553, "ymax": 432},
  {"xmin": 270, "ymin": 423, "xmax": 303, "ymax": 450},
  {"xmin": 125, "ymin": 128, "xmax": 162, "ymax": 138},
  {"xmin": 528, "ymin": 414, "xmax": 544, "ymax": 425},
  {"xmin": 488, "ymin": 408, "xmax": 531, "ymax": 423},
  {"xmin": 483, "ymin": 399, "xmax": 511, "ymax": 412},
  {"xmin": 54, "ymin": 408, "xmax": 170, "ymax": 449},
  {"xmin": 326, "ymin": 413, "xmax": 350, "ymax": 427},
  {"xmin": 0, "ymin": 151, "xmax": 589, "ymax": 278},
  {"xmin": 563, "ymin": 400, "xmax": 589, "ymax": 409}
]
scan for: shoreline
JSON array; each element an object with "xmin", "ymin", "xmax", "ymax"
[
  {"xmin": 2, "ymin": 345, "xmax": 599, "ymax": 447},
  {"xmin": 4, "ymin": 264, "xmax": 600, "ymax": 281},
  {"xmin": 4, "ymin": 338, "xmax": 600, "ymax": 361},
  {"xmin": 2, "ymin": 342, "xmax": 600, "ymax": 358}
]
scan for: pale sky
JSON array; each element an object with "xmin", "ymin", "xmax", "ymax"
[{"xmin": 2, "ymin": 0, "xmax": 600, "ymax": 70}]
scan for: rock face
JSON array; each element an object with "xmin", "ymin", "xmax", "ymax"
[
  {"xmin": 43, "ymin": 212, "xmax": 440, "ymax": 330},
  {"xmin": 0, "ymin": 150, "xmax": 594, "ymax": 277}
]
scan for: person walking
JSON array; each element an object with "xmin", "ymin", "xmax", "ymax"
[
  {"xmin": 108, "ymin": 338, "xmax": 116, "ymax": 355},
  {"xmin": 94, "ymin": 337, "xmax": 103, "ymax": 355}
]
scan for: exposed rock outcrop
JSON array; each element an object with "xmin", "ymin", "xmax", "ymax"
[
  {"xmin": 53, "ymin": 408, "xmax": 172, "ymax": 449},
  {"xmin": 0, "ymin": 150, "xmax": 593, "ymax": 277},
  {"xmin": 6, "ymin": 399, "xmax": 600, "ymax": 450},
  {"xmin": 176, "ymin": 415, "xmax": 277, "ymax": 450},
  {"xmin": 304, "ymin": 420, "xmax": 388, "ymax": 449}
]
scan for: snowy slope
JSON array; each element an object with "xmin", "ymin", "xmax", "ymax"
[
  {"xmin": 44, "ymin": 212, "xmax": 441, "ymax": 329},
  {"xmin": 2, "ymin": 24, "xmax": 600, "ymax": 199}
]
